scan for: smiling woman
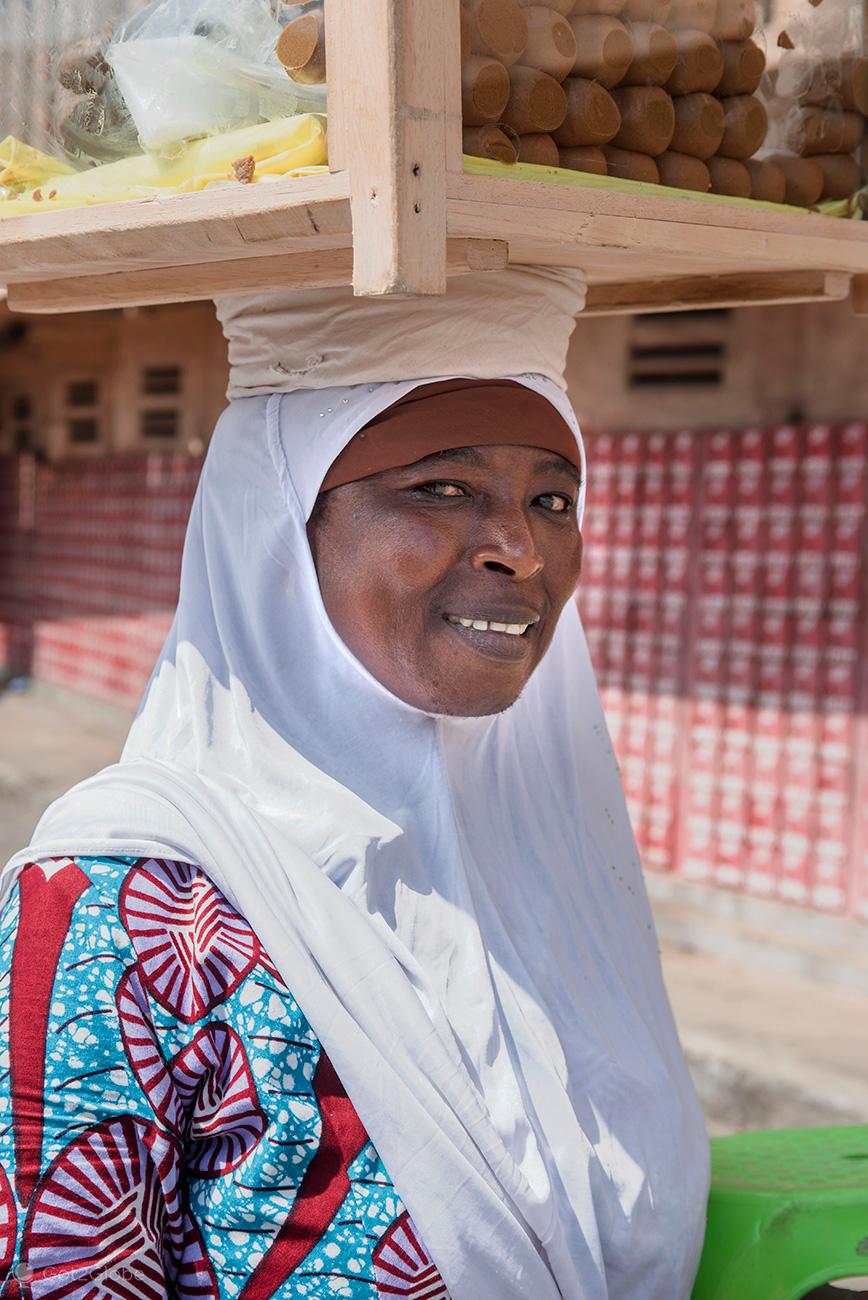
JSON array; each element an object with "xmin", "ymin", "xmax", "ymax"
[
  {"xmin": 308, "ymin": 380, "xmax": 585, "ymax": 716},
  {"xmin": 0, "ymin": 373, "xmax": 710, "ymax": 1300}
]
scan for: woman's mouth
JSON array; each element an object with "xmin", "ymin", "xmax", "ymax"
[
  {"xmin": 444, "ymin": 614, "xmax": 534, "ymax": 636},
  {"xmin": 441, "ymin": 613, "xmax": 539, "ymax": 661}
]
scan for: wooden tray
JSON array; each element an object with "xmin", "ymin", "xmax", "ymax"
[{"xmin": 2, "ymin": 0, "xmax": 867, "ymax": 317}]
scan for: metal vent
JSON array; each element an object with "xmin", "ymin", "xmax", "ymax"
[
  {"xmin": 140, "ymin": 408, "xmax": 180, "ymax": 439},
  {"xmin": 142, "ymin": 366, "xmax": 182, "ymax": 396},
  {"xmin": 628, "ymin": 310, "xmax": 731, "ymax": 390}
]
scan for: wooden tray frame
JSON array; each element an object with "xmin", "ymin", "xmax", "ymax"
[{"xmin": 2, "ymin": 0, "xmax": 868, "ymax": 316}]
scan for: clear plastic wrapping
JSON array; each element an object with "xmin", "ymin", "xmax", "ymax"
[
  {"xmin": 1, "ymin": 0, "xmax": 326, "ymax": 208},
  {"xmin": 0, "ymin": 0, "xmax": 865, "ymax": 212}
]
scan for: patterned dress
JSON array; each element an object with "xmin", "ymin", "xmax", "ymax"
[{"xmin": 0, "ymin": 855, "xmax": 450, "ymax": 1299}]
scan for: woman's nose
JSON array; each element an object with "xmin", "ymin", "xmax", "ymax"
[{"xmin": 469, "ymin": 511, "xmax": 544, "ymax": 580}]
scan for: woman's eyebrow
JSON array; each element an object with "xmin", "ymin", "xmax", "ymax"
[{"xmin": 534, "ymin": 455, "xmax": 581, "ymax": 484}]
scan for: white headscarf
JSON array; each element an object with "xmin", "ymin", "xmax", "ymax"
[{"xmin": 4, "ymin": 376, "xmax": 709, "ymax": 1300}]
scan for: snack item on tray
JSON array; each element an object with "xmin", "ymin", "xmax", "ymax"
[
  {"xmin": 716, "ymin": 38, "xmax": 765, "ymax": 96},
  {"xmin": 275, "ymin": 8, "xmax": 326, "ymax": 84},
  {"xmin": 667, "ymin": 0, "xmax": 717, "ymax": 34},
  {"xmin": 462, "ymin": 56, "xmax": 512, "ymax": 125},
  {"xmin": 657, "ymin": 148, "xmax": 711, "ymax": 189},
  {"xmin": 623, "ymin": 23, "xmax": 678, "ymax": 87},
  {"xmin": 464, "ymin": 0, "xmax": 529, "ymax": 64},
  {"xmin": 744, "ymin": 155, "xmax": 786, "ymax": 202},
  {"xmin": 519, "ymin": 6, "xmax": 578, "ymax": 81},
  {"xmin": 553, "ymin": 77, "xmax": 621, "ymax": 147},
  {"xmin": 559, "ymin": 144, "xmax": 609, "ymax": 173},
  {"xmin": 811, "ymin": 151, "xmax": 862, "ymax": 200},
  {"xmin": 603, "ymin": 143, "xmax": 660, "ymax": 181},
  {"xmin": 503, "ymin": 65, "xmax": 568, "ymax": 134},
  {"xmin": 670, "ymin": 91, "xmax": 724, "ymax": 158},
  {"xmin": 665, "ymin": 30, "xmax": 724, "ymax": 95},
  {"xmin": 766, "ymin": 152, "xmax": 824, "ymax": 206},
  {"xmin": 517, "ymin": 132, "xmax": 561, "ymax": 164},
  {"xmin": 568, "ymin": 15, "xmax": 634, "ymax": 87},
  {"xmin": 611, "ymin": 84, "xmax": 676, "ymax": 154},
  {"xmin": 463, "ymin": 123, "xmax": 520, "ymax": 162},
  {"xmin": 707, "ymin": 153, "xmax": 751, "ymax": 194},
  {"xmin": 718, "ymin": 94, "xmax": 768, "ymax": 158}
]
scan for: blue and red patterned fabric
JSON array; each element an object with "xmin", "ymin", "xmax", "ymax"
[{"xmin": 0, "ymin": 855, "xmax": 450, "ymax": 1299}]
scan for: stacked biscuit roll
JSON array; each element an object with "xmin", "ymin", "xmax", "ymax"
[
  {"xmin": 767, "ymin": 53, "xmax": 868, "ymax": 206},
  {"xmin": 272, "ymin": 0, "xmax": 856, "ymax": 206}
]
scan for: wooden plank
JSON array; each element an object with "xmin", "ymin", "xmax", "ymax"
[
  {"xmin": 583, "ymin": 270, "xmax": 852, "ymax": 316},
  {"xmin": 7, "ymin": 239, "xmax": 508, "ymax": 314},
  {"xmin": 0, "ymin": 173, "xmax": 351, "ymax": 282},
  {"xmin": 448, "ymin": 174, "xmax": 868, "ymax": 276},
  {"xmin": 852, "ymin": 273, "xmax": 868, "ymax": 315},
  {"xmin": 324, "ymin": 0, "xmax": 456, "ymax": 296}
]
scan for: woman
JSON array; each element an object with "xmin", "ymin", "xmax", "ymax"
[{"xmin": 0, "ymin": 374, "xmax": 709, "ymax": 1299}]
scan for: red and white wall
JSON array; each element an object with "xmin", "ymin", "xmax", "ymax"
[{"xmin": 579, "ymin": 423, "xmax": 868, "ymax": 921}]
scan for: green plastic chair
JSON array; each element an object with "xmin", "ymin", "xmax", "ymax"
[{"xmin": 692, "ymin": 1125, "xmax": 868, "ymax": 1300}]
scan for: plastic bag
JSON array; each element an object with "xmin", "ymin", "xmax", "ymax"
[{"xmin": 106, "ymin": 0, "xmax": 325, "ymax": 156}]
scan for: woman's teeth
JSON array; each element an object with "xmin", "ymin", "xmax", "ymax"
[{"xmin": 446, "ymin": 616, "xmax": 531, "ymax": 636}]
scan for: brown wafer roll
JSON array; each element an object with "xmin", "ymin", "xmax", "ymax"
[
  {"xmin": 811, "ymin": 153, "xmax": 862, "ymax": 201},
  {"xmin": 665, "ymin": 30, "xmax": 723, "ymax": 95},
  {"xmin": 745, "ymin": 157, "xmax": 786, "ymax": 203},
  {"xmin": 502, "ymin": 64, "xmax": 568, "ymax": 133},
  {"xmin": 603, "ymin": 145, "xmax": 660, "ymax": 181},
  {"xmin": 707, "ymin": 155, "xmax": 751, "ymax": 196},
  {"xmin": 766, "ymin": 154, "xmax": 824, "ymax": 206},
  {"xmin": 666, "ymin": 0, "xmax": 716, "ymax": 33},
  {"xmin": 787, "ymin": 107, "xmax": 864, "ymax": 157},
  {"xmin": 519, "ymin": 6, "xmax": 578, "ymax": 81},
  {"xmin": 568, "ymin": 15, "xmax": 633, "ymax": 88},
  {"xmin": 718, "ymin": 94, "xmax": 767, "ymax": 159},
  {"xmin": 553, "ymin": 76, "xmax": 621, "ymax": 146},
  {"xmin": 463, "ymin": 124, "xmax": 520, "ymax": 162},
  {"xmin": 778, "ymin": 58, "xmax": 868, "ymax": 116},
  {"xmin": 464, "ymin": 0, "xmax": 529, "ymax": 66},
  {"xmin": 711, "ymin": 0, "xmax": 756, "ymax": 42},
  {"xmin": 461, "ymin": 6, "xmax": 473, "ymax": 63},
  {"xmin": 517, "ymin": 132, "xmax": 562, "ymax": 164},
  {"xmin": 611, "ymin": 85, "xmax": 674, "ymax": 154},
  {"xmin": 518, "ymin": 0, "xmax": 576, "ymax": 12},
  {"xmin": 657, "ymin": 150, "xmax": 710, "ymax": 190},
  {"xmin": 559, "ymin": 144, "xmax": 608, "ymax": 173},
  {"xmin": 716, "ymin": 39, "xmax": 765, "ymax": 96},
  {"xmin": 622, "ymin": 0, "xmax": 670, "ymax": 22},
  {"xmin": 462, "ymin": 56, "xmax": 512, "ymax": 125},
  {"xmin": 670, "ymin": 92, "xmax": 724, "ymax": 159},
  {"xmin": 623, "ymin": 23, "xmax": 677, "ymax": 87},
  {"xmin": 275, "ymin": 9, "xmax": 327, "ymax": 84}
]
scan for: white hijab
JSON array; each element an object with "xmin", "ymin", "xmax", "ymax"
[{"xmin": 4, "ymin": 375, "xmax": 709, "ymax": 1300}]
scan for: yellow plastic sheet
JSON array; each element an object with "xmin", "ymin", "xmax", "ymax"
[
  {"xmin": 0, "ymin": 113, "xmax": 327, "ymax": 218},
  {"xmin": 463, "ymin": 154, "xmax": 852, "ymax": 218},
  {"xmin": 0, "ymin": 137, "xmax": 76, "ymax": 190}
]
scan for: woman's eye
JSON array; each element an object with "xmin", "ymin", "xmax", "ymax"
[
  {"xmin": 537, "ymin": 494, "xmax": 572, "ymax": 513},
  {"xmin": 414, "ymin": 482, "xmax": 467, "ymax": 498}
]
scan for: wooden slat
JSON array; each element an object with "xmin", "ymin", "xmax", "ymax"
[
  {"xmin": 6, "ymin": 239, "xmax": 508, "ymax": 314},
  {"xmin": 324, "ymin": 0, "xmax": 457, "ymax": 296},
  {"xmin": 583, "ymin": 270, "xmax": 852, "ymax": 316},
  {"xmin": 0, "ymin": 173, "xmax": 351, "ymax": 282},
  {"xmin": 448, "ymin": 173, "xmax": 868, "ymax": 276},
  {"xmin": 851, "ymin": 273, "xmax": 868, "ymax": 315}
]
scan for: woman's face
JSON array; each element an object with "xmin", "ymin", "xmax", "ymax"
[{"xmin": 308, "ymin": 443, "xmax": 583, "ymax": 716}]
